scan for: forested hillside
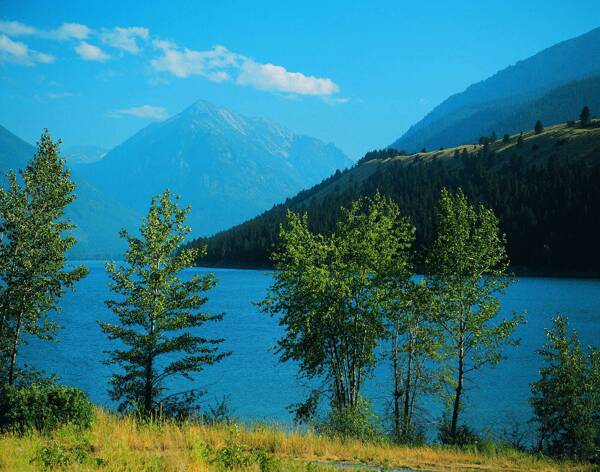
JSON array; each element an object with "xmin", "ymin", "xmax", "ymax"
[{"xmin": 190, "ymin": 117, "xmax": 600, "ymax": 274}]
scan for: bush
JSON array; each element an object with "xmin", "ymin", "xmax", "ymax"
[
  {"xmin": 317, "ymin": 397, "xmax": 383, "ymax": 442},
  {"xmin": 0, "ymin": 382, "xmax": 94, "ymax": 434},
  {"xmin": 438, "ymin": 421, "xmax": 480, "ymax": 446}
]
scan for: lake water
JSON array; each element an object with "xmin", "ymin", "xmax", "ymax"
[{"xmin": 20, "ymin": 261, "xmax": 600, "ymax": 439}]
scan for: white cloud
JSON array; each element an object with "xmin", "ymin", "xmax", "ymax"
[
  {"xmin": 46, "ymin": 22, "xmax": 91, "ymax": 41},
  {"xmin": 0, "ymin": 20, "xmax": 36, "ymax": 36},
  {"xmin": 75, "ymin": 41, "xmax": 109, "ymax": 61},
  {"xmin": 150, "ymin": 39, "xmax": 340, "ymax": 97},
  {"xmin": 109, "ymin": 105, "xmax": 168, "ymax": 120},
  {"xmin": 101, "ymin": 26, "xmax": 149, "ymax": 54},
  {"xmin": 0, "ymin": 34, "xmax": 54, "ymax": 65},
  {"xmin": 237, "ymin": 59, "xmax": 339, "ymax": 96},
  {"xmin": 150, "ymin": 40, "xmax": 236, "ymax": 80}
]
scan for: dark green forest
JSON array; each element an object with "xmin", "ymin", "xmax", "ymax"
[{"xmin": 190, "ymin": 119, "xmax": 600, "ymax": 274}]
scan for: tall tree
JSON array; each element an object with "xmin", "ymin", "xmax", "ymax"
[
  {"xmin": 388, "ymin": 279, "xmax": 441, "ymax": 442},
  {"xmin": 580, "ymin": 105, "xmax": 591, "ymax": 128},
  {"xmin": 99, "ymin": 190, "xmax": 229, "ymax": 416},
  {"xmin": 0, "ymin": 131, "xmax": 87, "ymax": 385},
  {"xmin": 530, "ymin": 315, "xmax": 600, "ymax": 461},
  {"xmin": 260, "ymin": 194, "xmax": 414, "ymax": 408},
  {"xmin": 427, "ymin": 188, "xmax": 524, "ymax": 438}
]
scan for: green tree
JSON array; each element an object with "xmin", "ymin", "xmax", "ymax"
[
  {"xmin": 580, "ymin": 105, "xmax": 591, "ymax": 128},
  {"xmin": 534, "ymin": 120, "xmax": 544, "ymax": 134},
  {"xmin": 427, "ymin": 188, "xmax": 524, "ymax": 438},
  {"xmin": 99, "ymin": 190, "xmax": 229, "ymax": 416},
  {"xmin": 388, "ymin": 279, "xmax": 441, "ymax": 442},
  {"xmin": 0, "ymin": 131, "xmax": 87, "ymax": 385},
  {"xmin": 259, "ymin": 194, "xmax": 414, "ymax": 409},
  {"xmin": 530, "ymin": 315, "xmax": 600, "ymax": 461}
]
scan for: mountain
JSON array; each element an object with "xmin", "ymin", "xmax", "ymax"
[
  {"xmin": 0, "ymin": 125, "xmax": 33, "ymax": 174},
  {"xmin": 64, "ymin": 145, "xmax": 107, "ymax": 165},
  {"xmin": 76, "ymin": 99, "xmax": 352, "ymax": 248},
  {"xmin": 192, "ymin": 119, "xmax": 600, "ymax": 274},
  {"xmin": 391, "ymin": 27, "xmax": 600, "ymax": 152}
]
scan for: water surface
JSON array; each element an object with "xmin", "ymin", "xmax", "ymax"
[{"xmin": 20, "ymin": 261, "xmax": 600, "ymax": 438}]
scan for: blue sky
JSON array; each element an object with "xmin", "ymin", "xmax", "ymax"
[{"xmin": 1, "ymin": 0, "xmax": 600, "ymax": 160}]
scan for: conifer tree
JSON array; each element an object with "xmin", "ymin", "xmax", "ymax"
[
  {"xmin": 0, "ymin": 131, "xmax": 87, "ymax": 385},
  {"xmin": 99, "ymin": 190, "xmax": 229, "ymax": 416},
  {"xmin": 534, "ymin": 120, "xmax": 543, "ymax": 134},
  {"xmin": 580, "ymin": 105, "xmax": 591, "ymax": 128}
]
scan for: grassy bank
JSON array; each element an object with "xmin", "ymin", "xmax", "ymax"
[{"xmin": 0, "ymin": 408, "xmax": 593, "ymax": 471}]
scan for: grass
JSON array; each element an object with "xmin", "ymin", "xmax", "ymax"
[{"xmin": 0, "ymin": 408, "xmax": 595, "ymax": 471}]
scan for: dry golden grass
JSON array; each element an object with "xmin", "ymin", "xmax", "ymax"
[{"xmin": 0, "ymin": 408, "xmax": 594, "ymax": 471}]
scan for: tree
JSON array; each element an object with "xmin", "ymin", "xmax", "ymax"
[
  {"xmin": 259, "ymin": 194, "xmax": 414, "ymax": 409},
  {"xmin": 502, "ymin": 134, "xmax": 510, "ymax": 144},
  {"xmin": 99, "ymin": 190, "xmax": 229, "ymax": 416},
  {"xmin": 427, "ymin": 188, "xmax": 524, "ymax": 438},
  {"xmin": 580, "ymin": 105, "xmax": 591, "ymax": 128},
  {"xmin": 534, "ymin": 120, "xmax": 544, "ymax": 134},
  {"xmin": 517, "ymin": 132, "xmax": 524, "ymax": 146},
  {"xmin": 388, "ymin": 279, "xmax": 441, "ymax": 442},
  {"xmin": 530, "ymin": 315, "xmax": 600, "ymax": 461},
  {"xmin": 0, "ymin": 131, "xmax": 87, "ymax": 385}
]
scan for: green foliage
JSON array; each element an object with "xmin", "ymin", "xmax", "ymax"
[
  {"xmin": 259, "ymin": 193, "xmax": 414, "ymax": 407},
  {"xmin": 427, "ymin": 189, "xmax": 524, "ymax": 436},
  {"xmin": 32, "ymin": 435, "xmax": 98, "ymax": 471},
  {"xmin": 99, "ymin": 190, "xmax": 229, "ymax": 417},
  {"xmin": 534, "ymin": 120, "xmax": 544, "ymax": 134},
  {"xmin": 0, "ymin": 382, "xmax": 94, "ymax": 434},
  {"xmin": 530, "ymin": 315, "xmax": 600, "ymax": 462},
  {"xmin": 438, "ymin": 420, "xmax": 479, "ymax": 446},
  {"xmin": 0, "ymin": 130, "xmax": 88, "ymax": 384},
  {"xmin": 206, "ymin": 425, "xmax": 282, "ymax": 471},
  {"xmin": 317, "ymin": 397, "xmax": 383, "ymax": 443}
]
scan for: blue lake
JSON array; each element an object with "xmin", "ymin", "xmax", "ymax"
[{"xmin": 20, "ymin": 261, "xmax": 600, "ymax": 438}]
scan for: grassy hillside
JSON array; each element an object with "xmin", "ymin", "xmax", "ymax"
[
  {"xmin": 0, "ymin": 408, "xmax": 592, "ymax": 471},
  {"xmin": 191, "ymin": 119, "xmax": 600, "ymax": 274}
]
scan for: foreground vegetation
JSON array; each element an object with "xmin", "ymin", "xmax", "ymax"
[{"xmin": 0, "ymin": 407, "xmax": 594, "ymax": 472}]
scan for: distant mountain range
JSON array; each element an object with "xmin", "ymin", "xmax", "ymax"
[
  {"xmin": 391, "ymin": 26, "xmax": 600, "ymax": 152},
  {"xmin": 0, "ymin": 100, "xmax": 351, "ymax": 258}
]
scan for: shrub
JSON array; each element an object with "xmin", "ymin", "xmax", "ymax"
[
  {"xmin": 0, "ymin": 382, "xmax": 94, "ymax": 434},
  {"xmin": 438, "ymin": 420, "xmax": 480, "ymax": 446},
  {"xmin": 32, "ymin": 436, "xmax": 95, "ymax": 471},
  {"xmin": 317, "ymin": 397, "xmax": 383, "ymax": 442},
  {"xmin": 207, "ymin": 425, "xmax": 281, "ymax": 472}
]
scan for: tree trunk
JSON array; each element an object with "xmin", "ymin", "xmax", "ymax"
[
  {"xmin": 403, "ymin": 334, "xmax": 414, "ymax": 437},
  {"xmin": 144, "ymin": 315, "xmax": 155, "ymax": 415},
  {"xmin": 7, "ymin": 310, "xmax": 22, "ymax": 386},
  {"xmin": 392, "ymin": 323, "xmax": 401, "ymax": 440},
  {"xmin": 451, "ymin": 337, "xmax": 465, "ymax": 436}
]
